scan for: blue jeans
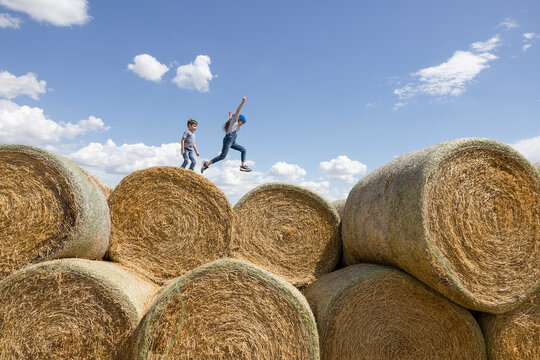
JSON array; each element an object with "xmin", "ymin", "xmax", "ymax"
[
  {"xmin": 181, "ymin": 148, "xmax": 196, "ymax": 170},
  {"xmin": 210, "ymin": 132, "xmax": 246, "ymax": 164}
]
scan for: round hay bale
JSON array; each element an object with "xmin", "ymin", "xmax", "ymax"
[
  {"xmin": 0, "ymin": 144, "xmax": 110, "ymax": 279},
  {"xmin": 342, "ymin": 137, "xmax": 540, "ymax": 313},
  {"xmin": 304, "ymin": 263, "xmax": 487, "ymax": 360},
  {"xmin": 0, "ymin": 258, "xmax": 158, "ymax": 359},
  {"xmin": 534, "ymin": 161, "xmax": 540, "ymax": 173},
  {"xmin": 128, "ymin": 258, "xmax": 319, "ymax": 359},
  {"xmin": 477, "ymin": 290, "xmax": 539, "ymax": 360},
  {"xmin": 233, "ymin": 182, "xmax": 341, "ymax": 288},
  {"xmin": 331, "ymin": 198, "xmax": 346, "ymax": 219},
  {"xmin": 90, "ymin": 175, "xmax": 113, "ymax": 199},
  {"xmin": 108, "ymin": 166, "xmax": 234, "ymax": 284}
]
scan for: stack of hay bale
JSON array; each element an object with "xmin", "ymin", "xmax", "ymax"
[{"xmin": 0, "ymin": 137, "xmax": 538, "ymax": 359}]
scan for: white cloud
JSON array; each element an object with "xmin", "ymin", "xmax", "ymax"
[
  {"xmin": 0, "ymin": 12, "xmax": 20, "ymax": 28},
  {"xmin": 127, "ymin": 54, "xmax": 169, "ymax": 82},
  {"xmin": 172, "ymin": 55, "xmax": 214, "ymax": 92},
  {"xmin": 496, "ymin": 18, "xmax": 519, "ymax": 30},
  {"xmin": 0, "ymin": 71, "xmax": 46, "ymax": 100},
  {"xmin": 299, "ymin": 180, "xmax": 332, "ymax": 199},
  {"xmin": 523, "ymin": 44, "xmax": 533, "ymax": 51},
  {"xmin": 268, "ymin": 161, "xmax": 307, "ymax": 182},
  {"xmin": 522, "ymin": 32, "xmax": 540, "ymax": 51},
  {"xmin": 0, "ymin": 0, "xmax": 90, "ymax": 26},
  {"xmin": 0, "ymin": 100, "xmax": 107, "ymax": 145},
  {"xmin": 68, "ymin": 139, "xmax": 179, "ymax": 174},
  {"xmin": 394, "ymin": 36, "xmax": 501, "ymax": 102},
  {"xmin": 511, "ymin": 135, "xmax": 540, "ymax": 163},
  {"xmin": 319, "ymin": 155, "xmax": 367, "ymax": 183},
  {"xmin": 523, "ymin": 32, "xmax": 536, "ymax": 40}
]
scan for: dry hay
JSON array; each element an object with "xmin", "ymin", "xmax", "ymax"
[
  {"xmin": 331, "ymin": 198, "xmax": 346, "ymax": 219},
  {"xmin": 0, "ymin": 144, "xmax": 110, "ymax": 280},
  {"xmin": 477, "ymin": 290, "xmax": 540, "ymax": 360},
  {"xmin": 304, "ymin": 263, "xmax": 487, "ymax": 360},
  {"xmin": 233, "ymin": 182, "xmax": 341, "ymax": 288},
  {"xmin": 0, "ymin": 258, "xmax": 158, "ymax": 360},
  {"xmin": 108, "ymin": 166, "xmax": 234, "ymax": 284},
  {"xmin": 535, "ymin": 161, "xmax": 540, "ymax": 173},
  {"xmin": 128, "ymin": 258, "xmax": 319, "ymax": 360},
  {"xmin": 342, "ymin": 137, "xmax": 540, "ymax": 313}
]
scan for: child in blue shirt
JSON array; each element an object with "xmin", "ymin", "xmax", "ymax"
[
  {"xmin": 180, "ymin": 119, "xmax": 199, "ymax": 170},
  {"xmin": 201, "ymin": 96, "xmax": 252, "ymax": 173}
]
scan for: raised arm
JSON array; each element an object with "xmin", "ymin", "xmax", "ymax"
[{"xmin": 233, "ymin": 96, "xmax": 247, "ymax": 118}]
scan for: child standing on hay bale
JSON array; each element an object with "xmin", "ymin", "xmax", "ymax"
[
  {"xmin": 201, "ymin": 96, "xmax": 252, "ymax": 173},
  {"xmin": 181, "ymin": 119, "xmax": 200, "ymax": 170}
]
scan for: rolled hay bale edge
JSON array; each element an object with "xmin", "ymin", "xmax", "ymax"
[
  {"xmin": 0, "ymin": 144, "xmax": 110, "ymax": 279},
  {"xmin": 330, "ymin": 198, "xmax": 346, "ymax": 219},
  {"xmin": 304, "ymin": 264, "xmax": 487, "ymax": 360},
  {"xmin": 128, "ymin": 258, "xmax": 319, "ymax": 359},
  {"xmin": 108, "ymin": 166, "xmax": 234, "ymax": 284},
  {"xmin": 233, "ymin": 182, "xmax": 341, "ymax": 288},
  {"xmin": 0, "ymin": 258, "xmax": 159, "ymax": 359},
  {"xmin": 342, "ymin": 137, "xmax": 540, "ymax": 313}
]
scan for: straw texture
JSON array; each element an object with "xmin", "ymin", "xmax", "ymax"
[
  {"xmin": 233, "ymin": 182, "xmax": 341, "ymax": 288},
  {"xmin": 304, "ymin": 263, "xmax": 487, "ymax": 360},
  {"xmin": 535, "ymin": 161, "xmax": 540, "ymax": 173},
  {"xmin": 128, "ymin": 258, "xmax": 319, "ymax": 360},
  {"xmin": 0, "ymin": 144, "xmax": 110, "ymax": 279},
  {"xmin": 108, "ymin": 166, "xmax": 234, "ymax": 284},
  {"xmin": 478, "ymin": 290, "xmax": 539, "ymax": 360},
  {"xmin": 331, "ymin": 199, "xmax": 346, "ymax": 219},
  {"xmin": 342, "ymin": 138, "xmax": 540, "ymax": 313},
  {"xmin": 0, "ymin": 258, "xmax": 158, "ymax": 360}
]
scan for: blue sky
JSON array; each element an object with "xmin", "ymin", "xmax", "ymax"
[{"xmin": 1, "ymin": 0, "xmax": 539, "ymax": 203}]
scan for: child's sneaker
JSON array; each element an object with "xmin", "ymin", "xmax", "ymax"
[
  {"xmin": 239, "ymin": 165, "xmax": 252, "ymax": 172},
  {"xmin": 201, "ymin": 162, "xmax": 209, "ymax": 174}
]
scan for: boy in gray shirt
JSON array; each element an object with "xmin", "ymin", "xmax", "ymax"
[{"xmin": 181, "ymin": 119, "xmax": 199, "ymax": 170}]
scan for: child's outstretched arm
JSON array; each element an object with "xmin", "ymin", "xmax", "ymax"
[{"xmin": 233, "ymin": 96, "xmax": 247, "ymax": 118}]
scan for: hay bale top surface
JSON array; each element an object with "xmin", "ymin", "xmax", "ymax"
[
  {"xmin": 0, "ymin": 258, "xmax": 158, "ymax": 360},
  {"xmin": 108, "ymin": 166, "xmax": 234, "ymax": 284},
  {"xmin": 304, "ymin": 263, "xmax": 487, "ymax": 360},
  {"xmin": 534, "ymin": 161, "xmax": 540, "ymax": 173},
  {"xmin": 233, "ymin": 182, "xmax": 341, "ymax": 288},
  {"xmin": 0, "ymin": 144, "xmax": 110, "ymax": 279},
  {"xmin": 331, "ymin": 198, "xmax": 347, "ymax": 219},
  {"xmin": 131, "ymin": 258, "xmax": 319, "ymax": 360},
  {"xmin": 343, "ymin": 137, "xmax": 540, "ymax": 313}
]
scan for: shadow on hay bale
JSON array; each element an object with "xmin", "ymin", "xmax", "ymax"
[
  {"xmin": 304, "ymin": 263, "xmax": 487, "ymax": 360},
  {"xmin": 342, "ymin": 137, "xmax": 540, "ymax": 313},
  {"xmin": 108, "ymin": 166, "xmax": 234, "ymax": 284},
  {"xmin": 0, "ymin": 258, "xmax": 158, "ymax": 360},
  {"xmin": 127, "ymin": 259, "xmax": 319, "ymax": 360},
  {"xmin": 477, "ymin": 289, "xmax": 539, "ymax": 360},
  {"xmin": 0, "ymin": 144, "xmax": 110, "ymax": 280},
  {"xmin": 233, "ymin": 182, "xmax": 341, "ymax": 288}
]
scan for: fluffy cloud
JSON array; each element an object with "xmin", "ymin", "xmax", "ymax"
[
  {"xmin": 319, "ymin": 155, "xmax": 367, "ymax": 183},
  {"xmin": 511, "ymin": 135, "xmax": 540, "ymax": 163},
  {"xmin": 172, "ymin": 55, "xmax": 214, "ymax": 92},
  {"xmin": 268, "ymin": 161, "xmax": 307, "ymax": 182},
  {"xmin": 68, "ymin": 139, "xmax": 180, "ymax": 174},
  {"xmin": 127, "ymin": 54, "xmax": 170, "ymax": 82},
  {"xmin": 0, "ymin": 71, "xmax": 46, "ymax": 100},
  {"xmin": 0, "ymin": 0, "xmax": 90, "ymax": 26},
  {"xmin": 0, "ymin": 12, "xmax": 20, "ymax": 28},
  {"xmin": 394, "ymin": 36, "xmax": 501, "ymax": 103},
  {"xmin": 0, "ymin": 100, "xmax": 107, "ymax": 144}
]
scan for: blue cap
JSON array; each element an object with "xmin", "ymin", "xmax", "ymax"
[{"xmin": 238, "ymin": 114, "xmax": 246, "ymax": 123}]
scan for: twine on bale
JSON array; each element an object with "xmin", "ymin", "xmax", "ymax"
[
  {"xmin": 0, "ymin": 258, "xmax": 158, "ymax": 360},
  {"xmin": 108, "ymin": 166, "xmax": 234, "ymax": 284},
  {"xmin": 342, "ymin": 138, "xmax": 540, "ymax": 313},
  {"xmin": 233, "ymin": 182, "xmax": 341, "ymax": 288},
  {"xmin": 478, "ymin": 290, "xmax": 539, "ymax": 360},
  {"xmin": 304, "ymin": 263, "xmax": 487, "ymax": 360},
  {"xmin": 0, "ymin": 144, "xmax": 110, "ymax": 280},
  {"xmin": 128, "ymin": 259, "xmax": 319, "ymax": 360},
  {"xmin": 331, "ymin": 199, "xmax": 346, "ymax": 219}
]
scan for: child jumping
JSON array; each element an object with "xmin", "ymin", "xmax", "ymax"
[
  {"xmin": 201, "ymin": 96, "xmax": 252, "ymax": 173},
  {"xmin": 180, "ymin": 118, "xmax": 200, "ymax": 170}
]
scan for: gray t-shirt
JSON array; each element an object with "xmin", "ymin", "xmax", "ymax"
[
  {"xmin": 182, "ymin": 130, "xmax": 195, "ymax": 150},
  {"xmin": 226, "ymin": 115, "xmax": 241, "ymax": 134}
]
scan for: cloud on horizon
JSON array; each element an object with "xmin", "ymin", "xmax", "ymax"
[{"xmin": 511, "ymin": 135, "xmax": 540, "ymax": 163}]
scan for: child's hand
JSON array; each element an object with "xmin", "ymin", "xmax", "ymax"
[
  {"xmin": 181, "ymin": 149, "xmax": 184, "ymax": 155},
  {"xmin": 229, "ymin": 111, "xmax": 232, "ymax": 117},
  {"xmin": 196, "ymin": 151, "xmax": 200, "ymax": 157},
  {"xmin": 243, "ymin": 96, "xmax": 247, "ymax": 101}
]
